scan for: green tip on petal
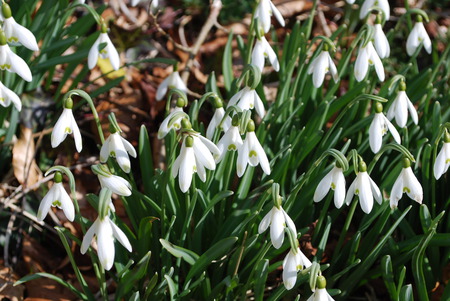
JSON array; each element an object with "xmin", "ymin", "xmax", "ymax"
[
  {"xmin": 358, "ymin": 161, "xmax": 367, "ymax": 173},
  {"xmin": 64, "ymin": 97, "xmax": 73, "ymax": 109},
  {"xmin": 2, "ymin": 2, "xmax": 12, "ymax": 19},
  {"xmin": 317, "ymin": 275, "xmax": 327, "ymax": 289},
  {"xmin": 185, "ymin": 135, "xmax": 194, "ymax": 147},
  {"xmin": 402, "ymin": 157, "xmax": 411, "ymax": 168},
  {"xmin": 54, "ymin": 171, "xmax": 63, "ymax": 183}
]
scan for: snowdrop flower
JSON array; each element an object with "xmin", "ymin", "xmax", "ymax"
[
  {"xmin": 434, "ymin": 133, "xmax": 450, "ymax": 180},
  {"xmin": 390, "ymin": 158, "xmax": 423, "ymax": 209},
  {"xmin": 360, "ymin": 0, "xmax": 390, "ymax": 20},
  {"xmin": 228, "ymin": 86, "xmax": 265, "ymax": 118},
  {"xmin": 254, "ymin": 0, "xmax": 285, "ymax": 33},
  {"xmin": 172, "ymin": 132, "xmax": 219, "ymax": 193},
  {"xmin": 306, "ymin": 276, "xmax": 335, "ymax": 301},
  {"xmin": 81, "ymin": 214, "xmax": 132, "ymax": 270},
  {"xmin": 369, "ymin": 102, "xmax": 401, "ymax": 153},
  {"xmin": 0, "ymin": 81, "xmax": 22, "ymax": 111},
  {"xmin": 93, "ymin": 164, "xmax": 132, "ymax": 196},
  {"xmin": 0, "ymin": 31, "xmax": 32, "ymax": 82},
  {"xmin": 206, "ymin": 98, "xmax": 231, "ymax": 140},
  {"xmin": 1, "ymin": 3, "xmax": 39, "ymax": 51},
  {"xmin": 386, "ymin": 81, "xmax": 418, "ymax": 128},
  {"xmin": 345, "ymin": 161, "xmax": 382, "ymax": 214},
  {"xmin": 100, "ymin": 130, "xmax": 137, "ymax": 173},
  {"xmin": 158, "ymin": 98, "xmax": 187, "ymax": 139},
  {"xmin": 283, "ymin": 245, "xmax": 312, "ymax": 290},
  {"xmin": 354, "ymin": 41, "xmax": 384, "ymax": 82},
  {"xmin": 307, "ymin": 44, "xmax": 339, "ymax": 88},
  {"xmin": 251, "ymin": 35, "xmax": 280, "ymax": 72},
  {"xmin": 216, "ymin": 118, "xmax": 243, "ymax": 163},
  {"xmin": 406, "ymin": 16, "xmax": 432, "ymax": 56},
  {"xmin": 156, "ymin": 70, "xmax": 187, "ymax": 101},
  {"xmin": 37, "ymin": 172, "xmax": 75, "ymax": 222},
  {"xmin": 51, "ymin": 98, "xmax": 82, "ymax": 153},
  {"xmin": 373, "ymin": 16, "xmax": 390, "ymax": 59},
  {"xmin": 258, "ymin": 204, "xmax": 296, "ymax": 249},
  {"xmin": 88, "ymin": 24, "xmax": 120, "ymax": 71},
  {"xmin": 237, "ymin": 120, "xmax": 270, "ymax": 177},
  {"xmin": 313, "ymin": 165, "xmax": 346, "ymax": 208},
  {"xmin": 346, "ymin": 0, "xmax": 355, "ymax": 4}
]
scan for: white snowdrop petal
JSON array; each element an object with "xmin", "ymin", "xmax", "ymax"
[
  {"xmin": 334, "ymin": 169, "xmax": 346, "ymax": 208},
  {"xmin": 97, "ymin": 219, "xmax": 115, "ymax": 270},
  {"xmin": 258, "ymin": 208, "xmax": 274, "ymax": 234},
  {"xmin": 59, "ymin": 185, "xmax": 75, "ymax": 222},
  {"xmin": 81, "ymin": 219, "xmax": 99, "ymax": 254},
  {"xmin": 270, "ymin": 208, "xmax": 285, "ymax": 249},
  {"xmin": 314, "ymin": 169, "xmax": 333, "ymax": 203},
  {"xmin": 110, "ymin": 220, "xmax": 132, "ymax": 252}
]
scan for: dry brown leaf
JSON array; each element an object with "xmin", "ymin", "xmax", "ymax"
[
  {"xmin": 0, "ymin": 265, "xmax": 24, "ymax": 301},
  {"xmin": 12, "ymin": 126, "xmax": 42, "ymax": 188}
]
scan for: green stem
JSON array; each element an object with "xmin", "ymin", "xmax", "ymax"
[
  {"xmin": 63, "ymin": 89, "xmax": 105, "ymax": 144},
  {"xmin": 331, "ymin": 198, "xmax": 358, "ymax": 265}
]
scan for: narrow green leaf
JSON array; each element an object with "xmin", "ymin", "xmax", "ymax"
[
  {"xmin": 222, "ymin": 31, "xmax": 234, "ymax": 91},
  {"xmin": 160, "ymin": 239, "xmax": 200, "ymax": 265}
]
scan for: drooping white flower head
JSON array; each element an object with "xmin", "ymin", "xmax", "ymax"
[
  {"xmin": 1, "ymin": 3, "xmax": 39, "ymax": 51},
  {"xmin": 434, "ymin": 134, "xmax": 450, "ymax": 180},
  {"xmin": 172, "ymin": 133, "xmax": 220, "ymax": 193},
  {"xmin": 369, "ymin": 102, "xmax": 401, "ymax": 153},
  {"xmin": 51, "ymin": 99, "xmax": 82, "ymax": 153},
  {"xmin": 346, "ymin": 0, "xmax": 355, "ymax": 4},
  {"xmin": 237, "ymin": 120, "xmax": 270, "ymax": 177},
  {"xmin": 216, "ymin": 122, "xmax": 243, "ymax": 163},
  {"xmin": 406, "ymin": 17, "xmax": 432, "ymax": 56},
  {"xmin": 251, "ymin": 36, "xmax": 280, "ymax": 72},
  {"xmin": 314, "ymin": 165, "xmax": 346, "ymax": 208},
  {"xmin": 359, "ymin": 0, "xmax": 390, "ymax": 20},
  {"xmin": 0, "ymin": 32, "xmax": 32, "ymax": 82},
  {"xmin": 373, "ymin": 22, "xmax": 390, "ymax": 59},
  {"xmin": 158, "ymin": 107, "xmax": 185, "ymax": 139},
  {"xmin": 390, "ymin": 159, "xmax": 423, "ymax": 209},
  {"xmin": 81, "ymin": 214, "xmax": 132, "ymax": 270},
  {"xmin": 37, "ymin": 172, "xmax": 75, "ymax": 222},
  {"xmin": 206, "ymin": 99, "xmax": 231, "ymax": 140},
  {"xmin": 131, "ymin": 0, "xmax": 159, "ymax": 9},
  {"xmin": 345, "ymin": 161, "xmax": 382, "ymax": 214},
  {"xmin": 283, "ymin": 246, "xmax": 312, "ymax": 290},
  {"xmin": 100, "ymin": 131, "xmax": 137, "ymax": 173},
  {"xmin": 259, "ymin": 205, "xmax": 296, "ymax": 249},
  {"xmin": 93, "ymin": 164, "xmax": 132, "ymax": 196},
  {"xmin": 306, "ymin": 276, "xmax": 335, "ymax": 301},
  {"xmin": 254, "ymin": 0, "xmax": 285, "ymax": 34},
  {"xmin": 354, "ymin": 41, "xmax": 385, "ymax": 82},
  {"xmin": 307, "ymin": 46, "xmax": 339, "ymax": 88},
  {"xmin": 227, "ymin": 87, "xmax": 265, "ymax": 118},
  {"xmin": 88, "ymin": 27, "xmax": 120, "ymax": 71},
  {"xmin": 386, "ymin": 82, "xmax": 418, "ymax": 129},
  {"xmin": 0, "ymin": 81, "xmax": 22, "ymax": 111},
  {"xmin": 156, "ymin": 70, "xmax": 187, "ymax": 101}
]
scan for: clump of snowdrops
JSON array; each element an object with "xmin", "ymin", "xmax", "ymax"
[{"xmin": 0, "ymin": 0, "xmax": 448, "ymax": 300}]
